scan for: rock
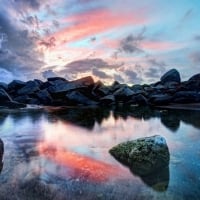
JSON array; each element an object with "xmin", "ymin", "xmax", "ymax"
[
  {"xmin": 188, "ymin": 73, "xmax": 200, "ymax": 82},
  {"xmin": 48, "ymin": 76, "xmax": 94, "ymax": 97},
  {"xmin": 92, "ymin": 85, "xmax": 110, "ymax": 98},
  {"xmin": 149, "ymin": 94, "xmax": 173, "ymax": 105},
  {"xmin": 47, "ymin": 77, "xmax": 67, "ymax": 82},
  {"xmin": 0, "ymin": 139, "xmax": 4, "ymax": 174},
  {"xmin": 109, "ymin": 135, "xmax": 170, "ymax": 176},
  {"xmin": 65, "ymin": 91, "xmax": 97, "ymax": 105},
  {"xmin": 36, "ymin": 89, "xmax": 52, "ymax": 105},
  {"xmin": 0, "ymin": 101, "xmax": 26, "ymax": 108},
  {"xmin": 13, "ymin": 95, "xmax": 30, "ymax": 104},
  {"xmin": 0, "ymin": 82, "xmax": 8, "ymax": 90},
  {"xmin": 100, "ymin": 95, "xmax": 115, "ymax": 105},
  {"xmin": 161, "ymin": 69, "xmax": 181, "ymax": 84},
  {"xmin": 173, "ymin": 91, "xmax": 200, "ymax": 103},
  {"xmin": 8, "ymin": 80, "xmax": 26, "ymax": 90},
  {"xmin": 17, "ymin": 81, "xmax": 40, "ymax": 95},
  {"xmin": 134, "ymin": 94, "xmax": 148, "ymax": 106},
  {"xmin": 113, "ymin": 86, "xmax": 134, "ymax": 101},
  {"xmin": 0, "ymin": 88, "xmax": 11, "ymax": 102}
]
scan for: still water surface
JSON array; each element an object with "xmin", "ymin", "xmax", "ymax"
[{"xmin": 0, "ymin": 106, "xmax": 200, "ymax": 200}]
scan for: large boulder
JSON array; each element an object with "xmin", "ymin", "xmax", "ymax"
[
  {"xmin": 0, "ymin": 88, "xmax": 12, "ymax": 102},
  {"xmin": 17, "ymin": 81, "xmax": 40, "ymax": 95},
  {"xmin": 113, "ymin": 86, "xmax": 134, "ymax": 101},
  {"xmin": 65, "ymin": 91, "xmax": 97, "ymax": 105},
  {"xmin": 0, "ymin": 82, "xmax": 8, "ymax": 90},
  {"xmin": 48, "ymin": 76, "xmax": 94, "ymax": 98},
  {"xmin": 173, "ymin": 91, "xmax": 200, "ymax": 103},
  {"xmin": 36, "ymin": 89, "xmax": 52, "ymax": 105},
  {"xmin": 8, "ymin": 80, "xmax": 26, "ymax": 91},
  {"xmin": 100, "ymin": 95, "xmax": 115, "ymax": 105},
  {"xmin": 0, "ymin": 139, "xmax": 3, "ymax": 174},
  {"xmin": 109, "ymin": 135, "xmax": 170, "ymax": 176},
  {"xmin": 161, "ymin": 69, "xmax": 181, "ymax": 84},
  {"xmin": 149, "ymin": 94, "xmax": 173, "ymax": 105}
]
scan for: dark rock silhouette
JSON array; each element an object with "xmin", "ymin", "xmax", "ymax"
[
  {"xmin": 0, "ymin": 139, "xmax": 4, "ymax": 174},
  {"xmin": 0, "ymin": 69, "xmax": 200, "ymax": 108}
]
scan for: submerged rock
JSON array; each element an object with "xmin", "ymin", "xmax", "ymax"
[{"xmin": 109, "ymin": 135, "xmax": 170, "ymax": 176}]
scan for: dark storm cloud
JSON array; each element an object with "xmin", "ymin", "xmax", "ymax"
[
  {"xmin": 0, "ymin": 12, "xmax": 44, "ymax": 81},
  {"xmin": 92, "ymin": 68, "xmax": 111, "ymax": 79}
]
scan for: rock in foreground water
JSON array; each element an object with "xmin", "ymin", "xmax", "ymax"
[{"xmin": 109, "ymin": 135, "xmax": 170, "ymax": 176}]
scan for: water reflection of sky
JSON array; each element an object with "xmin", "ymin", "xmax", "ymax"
[{"xmin": 0, "ymin": 107, "xmax": 200, "ymax": 199}]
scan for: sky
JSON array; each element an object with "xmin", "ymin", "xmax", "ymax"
[{"xmin": 0, "ymin": 0, "xmax": 200, "ymax": 84}]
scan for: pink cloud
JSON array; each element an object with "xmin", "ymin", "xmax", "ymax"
[{"xmin": 46, "ymin": 8, "xmax": 148, "ymax": 44}]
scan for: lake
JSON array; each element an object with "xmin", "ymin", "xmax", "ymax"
[{"xmin": 0, "ymin": 106, "xmax": 200, "ymax": 200}]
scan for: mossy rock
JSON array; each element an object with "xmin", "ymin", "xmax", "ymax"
[{"xmin": 109, "ymin": 135, "xmax": 169, "ymax": 176}]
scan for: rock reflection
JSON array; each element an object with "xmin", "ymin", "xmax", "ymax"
[
  {"xmin": 47, "ymin": 105, "xmax": 200, "ymax": 131},
  {"xmin": 0, "ymin": 139, "xmax": 4, "ymax": 174},
  {"xmin": 131, "ymin": 166, "xmax": 169, "ymax": 192}
]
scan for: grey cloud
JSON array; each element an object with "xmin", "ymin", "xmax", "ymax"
[
  {"xmin": 124, "ymin": 70, "xmax": 143, "ymax": 84},
  {"xmin": 190, "ymin": 51, "xmax": 200, "ymax": 64},
  {"xmin": 61, "ymin": 58, "xmax": 118, "ymax": 75},
  {"xmin": 13, "ymin": 0, "xmax": 41, "ymax": 11},
  {"xmin": 119, "ymin": 27, "xmax": 146, "ymax": 54},
  {"xmin": 145, "ymin": 67, "xmax": 165, "ymax": 79},
  {"xmin": 42, "ymin": 70, "xmax": 58, "ymax": 79},
  {"xmin": 148, "ymin": 58, "xmax": 166, "ymax": 67},
  {"xmin": 92, "ymin": 68, "xmax": 111, "ymax": 79},
  {"xmin": 114, "ymin": 74, "xmax": 125, "ymax": 83}
]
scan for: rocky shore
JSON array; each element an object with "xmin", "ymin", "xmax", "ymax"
[{"xmin": 0, "ymin": 68, "xmax": 200, "ymax": 108}]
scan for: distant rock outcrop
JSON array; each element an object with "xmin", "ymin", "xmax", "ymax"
[{"xmin": 0, "ymin": 69, "xmax": 200, "ymax": 108}]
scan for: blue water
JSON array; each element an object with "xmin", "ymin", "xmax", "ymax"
[{"xmin": 0, "ymin": 106, "xmax": 200, "ymax": 200}]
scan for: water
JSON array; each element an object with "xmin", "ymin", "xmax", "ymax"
[{"xmin": 0, "ymin": 106, "xmax": 200, "ymax": 200}]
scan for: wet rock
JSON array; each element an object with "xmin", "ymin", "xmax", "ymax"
[
  {"xmin": 0, "ymin": 88, "xmax": 11, "ymax": 102},
  {"xmin": 188, "ymin": 73, "xmax": 200, "ymax": 82},
  {"xmin": 149, "ymin": 94, "xmax": 173, "ymax": 105},
  {"xmin": 36, "ymin": 89, "xmax": 52, "ymax": 105},
  {"xmin": 48, "ymin": 76, "xmax": 94, "ymax": 97},
  {"xmin": 161, "ymin": 69, "xmax": 181, "ymax": 84},
  {"xmin": 13, "ymin": 95, "xmax": 30, "ymax": 104},
  {"xmin": 100, "ymin": 95, "xmax": 115, "ymax": 105},
  {"xmin": 17, "ymin": 81, "xmax": 40, "ymax": 95},
  {"xmin": 65, "ymin": 91, "xmax": 97, "ymax": 105},
  {"xmin": 8, "ymin": 80, "xmax": 26, "ymax": 91},
  {"xmin": 0, "ymin": 101, "xmax": 26, "ymax": 108},
  {"xmin": 173, "ymin": 91, "xmax": 200, "ymax": 103},
  {"xmin": 47, "ymin": 77, "xmax": 67, "ymax": 82},
  {"xmin": 113, "ymin": 86, "xmax": 134, "ymax": 101},
  {"xmin": 0, "ymin": 82, "xmax": 8, "ymax": 90},
  {"xmin": 109, "ymin": 135, "xmax": 170, "ymax": 176},
  {"xmin": 134, "ymin": 94, "xmax": 148, "ymax": 106},
  {"xmin": 0, "ymin": 138, "xmax": 4, "ymax": 174}
]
